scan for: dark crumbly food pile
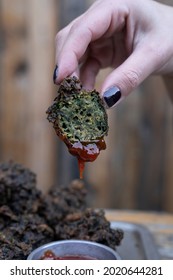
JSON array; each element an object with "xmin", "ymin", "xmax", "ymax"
[
  {"xmin": 0, "ymin": 161, "xmax": 123, "ymax": 259},
  {"xmin": 46, "ymin": 76, "xmax": 108, "ymax": 144}
]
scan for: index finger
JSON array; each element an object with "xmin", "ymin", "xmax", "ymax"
[{"xmin": 55, "ymin": 2, "xmax": 128, "ymax": 83}]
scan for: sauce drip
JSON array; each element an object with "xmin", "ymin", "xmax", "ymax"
[
  {"xmin": 78, "ymin": 159, "xmax": 85, "ymax": 180},
  {"xmin": 40, "ymin": 250, "xmax": 96, "ymax": 260},
  {"xmin": 69, "ymin": 139, "xmax": 106, "ymax": 179},
  {"xmin": 55, "ymin": 129, "xmax": 106, "ymax": 179}
]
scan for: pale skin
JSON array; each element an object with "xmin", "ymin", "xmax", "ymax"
[{"xmin": 55, "ymin": 0, "xmax": 173, "ymax": 106}]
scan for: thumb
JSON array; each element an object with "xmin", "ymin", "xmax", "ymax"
[{"xmin": 101, "ymin": 47, "xmax": 158, "ymax": 108}]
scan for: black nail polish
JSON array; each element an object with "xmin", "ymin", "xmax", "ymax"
[
  {"xmin": 53, "ymin": 65, "xmax": 58, "ymax": 83},
  {"xmin": 103, "ymin": 86, "xmax": 121, "ymax": 108}
]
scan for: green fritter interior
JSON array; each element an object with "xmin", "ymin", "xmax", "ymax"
[{"xmin": 55, "ymin": 90, "xmax": 108, "ymax": 142}]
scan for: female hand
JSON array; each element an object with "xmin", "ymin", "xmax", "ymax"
[{"xmin": 54, "ymin": 0, "xmax": 173, "ymax": 108}]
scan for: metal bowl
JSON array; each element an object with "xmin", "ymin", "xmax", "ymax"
[{"xmin": 27, "ymin": 240, "xmax": 121, "ymax": 260}]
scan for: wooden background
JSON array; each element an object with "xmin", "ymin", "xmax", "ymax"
[{"xmin": 0, "ymin": 0, "xmax": 173, "ymax": 212}]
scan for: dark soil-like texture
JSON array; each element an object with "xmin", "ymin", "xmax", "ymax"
[{"xmin": 0, "ymin": 161, "xmax": 123, "ymax": 259}]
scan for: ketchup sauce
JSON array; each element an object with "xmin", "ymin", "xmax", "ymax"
[
  {"xmin": 56, "ymin": 129, "xmax": 106, "ymax": 179},
  {"xmin": 69, "ymin": 139, "xmax": 106, "ymax": 179},
  {"xmin": 40, "ymin": 250, "xmax": 96, "ymax": 260}
]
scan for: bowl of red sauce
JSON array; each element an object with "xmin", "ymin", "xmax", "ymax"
[{"xmin": 27, "ymin": 240, "xmax": 121, "ymax": 260}]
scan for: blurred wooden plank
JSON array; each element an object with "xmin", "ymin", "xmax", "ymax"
[
  {"xmin": 26, "ymin": 0, "xmax": 57, "ymax": 192},
  {"xmin": 0, "ymin": 0, "xmax": 29, "ymax": 163},
  {"xmin": 59, "ymin": 0, "xmax": 88, "ymax": 28},
  {"xmin": 163, "ymin": 76, "xmax": 173, "ymax": 103},
  {"xmin": 135, "ymin": 77, "xmax": 170, "ymax": 211},
  {"xmin": 162, "ymin": 77, "xmax": 173, "ymax": 212},
  {"xmin": 0, "ymin": 0, "xmax": 57, "ymax": 192}
]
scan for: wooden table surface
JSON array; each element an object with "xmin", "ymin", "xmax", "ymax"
[{"xmin": 105, "ymin": 209, "xmax": 173, "ymax": 260}]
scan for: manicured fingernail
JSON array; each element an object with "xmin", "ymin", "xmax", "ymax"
[
  {"xmin": 103, "ymin": 86, "xmax": 122, "ymax": 108},
  {"xmin": 53, "ymin": 65, "xmax": 58, "ymax": 83}
]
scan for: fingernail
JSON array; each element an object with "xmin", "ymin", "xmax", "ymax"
[
  {"xmin": 53, "ymin": 65, "xmax": 58, "ymax": 83},
  {"xmin": 103, "ymin": 86, "xmax": 122, "ymax": 108}
]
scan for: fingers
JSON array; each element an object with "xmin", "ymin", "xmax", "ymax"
[
  {"xmin": 55, "ymin": 26, "xmax": 92, "ymax": 83},
  {"xmin": 101, "ymin": 45, "xmax": 161, "ymax": 108},
  {"xmin": 55, "ymin": 2, "xmax": 128, "ymax": 84}
]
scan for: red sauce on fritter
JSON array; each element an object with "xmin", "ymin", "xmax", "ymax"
[
  {"xmin": 56, "ymin": 130, "xmax": 106, "ymax": 179},
  {"xmin": 69, "ymin": 139, "xmax": 106, "ymax": 179}
]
